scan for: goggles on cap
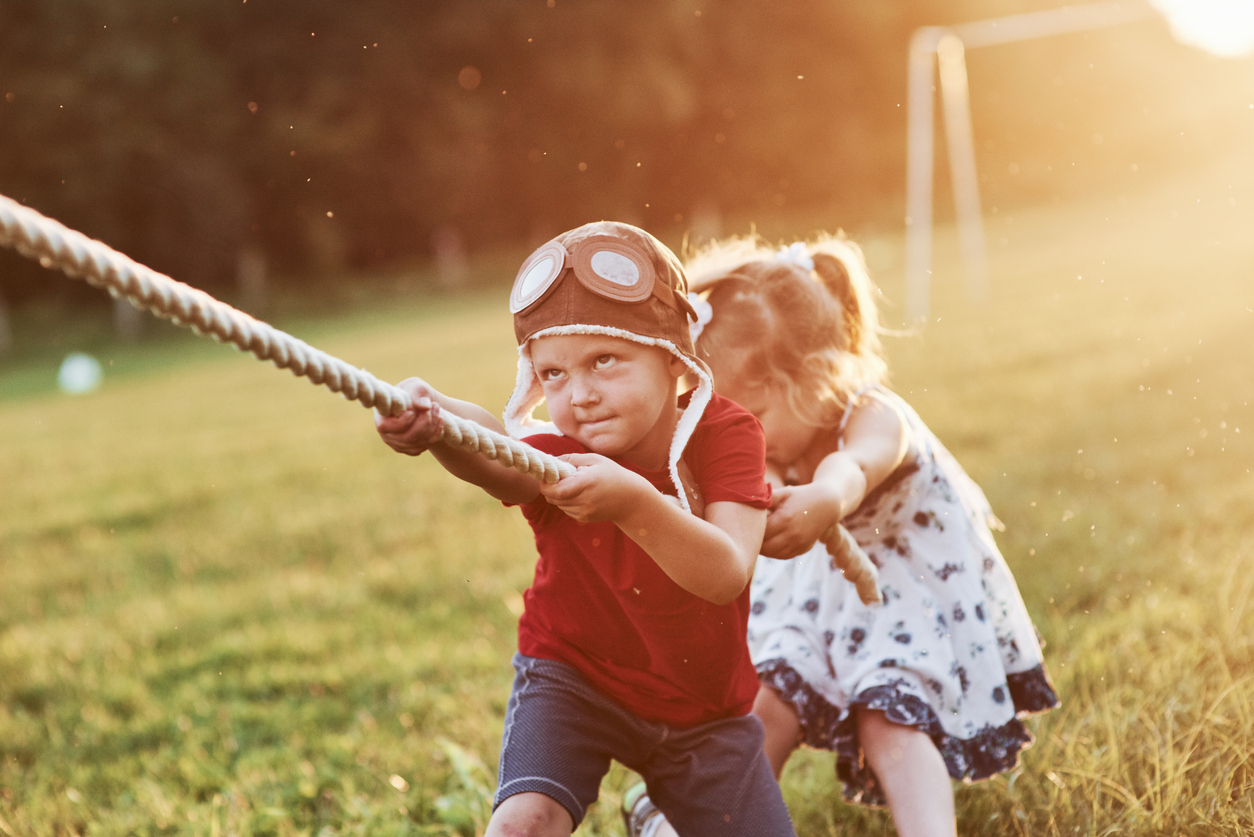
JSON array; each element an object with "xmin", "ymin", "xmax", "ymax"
[{"xmin": 510, "ymin": 235, "xmax": 693, "ymax": 317}]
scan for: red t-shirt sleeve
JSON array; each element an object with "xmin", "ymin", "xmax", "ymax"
[{"xmin": 688, "ymin": 392, "xmax": 772, "ymax": 509}]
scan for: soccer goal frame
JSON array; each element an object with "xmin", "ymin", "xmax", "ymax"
[{"xmin": 903, "ymin": 0, "xmax": 1159, "ymax": 322}]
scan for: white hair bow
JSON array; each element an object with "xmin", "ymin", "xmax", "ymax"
[
  {"xmin": 688, "ymin": 292, "xmax": 713, "ymax": 344},
  {"xmin": 776, "ymin": 242, "xmax": 815, "ymax": 272}
]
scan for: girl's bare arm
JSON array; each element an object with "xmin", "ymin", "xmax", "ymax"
[
  {"xmin": 762, "ymin": 395, "xmax": 908, "ymax": 558},
  {"xmin": 814, "ymin": 393, "xmax": 909, "ymax": 509}
]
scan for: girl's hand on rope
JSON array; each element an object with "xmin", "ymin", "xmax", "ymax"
[
  {"xmin": 761, "ymin": 482, "xmax": 841, "ymax": 560},
  {"xmin": 537, "ymin": 453, "xmax": 651, "ymax": 523},
  {"xmin": 374, "ymin": 377, "xmax": 445, "ymax": 456}
]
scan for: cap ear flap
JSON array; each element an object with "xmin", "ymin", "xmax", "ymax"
[{"xmin": 503, "ymin": 345, "xmax": 560, "ymax": 438}]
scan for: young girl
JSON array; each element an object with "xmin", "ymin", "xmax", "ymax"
[{"xmin": 665, "ymin": 234, "xmax": 1056, "ymax": 836}]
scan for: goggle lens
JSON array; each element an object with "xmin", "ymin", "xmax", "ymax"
[
  {"xmin": 509, "ymin": 242, "xmax": 567, "ymax": 313},
  {"xmin": 590, "ymin": 251, "xmax": 638, "ymax": 286}
]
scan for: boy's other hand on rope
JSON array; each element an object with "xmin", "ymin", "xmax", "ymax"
[
  {"xmin": 374, "ymin": 377, "xmax": 444, "ymax": 456},
  {"xmin": 537, "ymin": 453, "xmax": 652, "ymax": 523}
]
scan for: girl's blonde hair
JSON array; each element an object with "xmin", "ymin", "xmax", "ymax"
[{"xmin": 685, "ymin": 232, "xmax": 888, "ymax": 427}]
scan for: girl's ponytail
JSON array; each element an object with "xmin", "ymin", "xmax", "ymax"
[{"xmin": 809, "ymin": 236, "xmax": 881, "ymax": 364}]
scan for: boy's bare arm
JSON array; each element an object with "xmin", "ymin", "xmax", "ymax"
[
  {"xmin": 539, "ymin": 454, "xmax": 766, "ymax": 605},
  {"xmin": 614, "ymin": 494, "xmax": 765, "ymax": 605},
  {"xmin": 375, "ymin": 378, "xmax": 541, "ymax": 505}
]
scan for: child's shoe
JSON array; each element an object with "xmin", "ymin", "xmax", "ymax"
[{"xmin": 621, "ymin": 782, "xmax": 666, "ymax": 837}]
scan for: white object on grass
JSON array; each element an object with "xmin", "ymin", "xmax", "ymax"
[{"xmin": 57, "ymin": 352, "xmax": 103, "ymax": 394}]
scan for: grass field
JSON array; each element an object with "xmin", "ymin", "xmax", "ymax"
[{"xmin": 2, "ymin": 153, "xmax": 1253, "ymax": 836}]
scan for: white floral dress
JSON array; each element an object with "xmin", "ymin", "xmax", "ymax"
[{"xmin": 747, "ymin": 387, "xmax": 1058, "ymax": 806}]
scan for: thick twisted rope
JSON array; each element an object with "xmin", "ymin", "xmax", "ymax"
[
  {"xmin": 1, "ymin": 193, "xmax": 882, "ymax": 603},
  {"xmin": 0, "ymin": 193, "xmax": 573, "ymax": 484},
  {"xmin": 820, "ymin": 523, "xmax": 883, "ymax": 607}
]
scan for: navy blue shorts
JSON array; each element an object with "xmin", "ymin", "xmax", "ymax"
[{"xmin": 495, "ymin": 653, "xmax": 795, "ymax": 836}]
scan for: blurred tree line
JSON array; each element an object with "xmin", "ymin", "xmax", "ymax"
[{"xmin": 1, "ymin": 0, "xmax": 1251, "ymax": 315}]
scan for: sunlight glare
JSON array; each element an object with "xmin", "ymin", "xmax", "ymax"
[{"xmin": 1150, "ymin": 0, "xmax": 1254, "ymax": 58}]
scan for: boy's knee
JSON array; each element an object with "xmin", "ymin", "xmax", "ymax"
[{"xmin": 487, "ymin": 792, "xmax": 574, "ymax": 837}]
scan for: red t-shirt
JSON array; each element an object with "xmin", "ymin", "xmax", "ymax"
[{"xmin": 515, "ymin": 391, "xmax": 771, "ymax": 728}]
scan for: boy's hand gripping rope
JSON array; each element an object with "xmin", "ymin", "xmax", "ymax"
[
  {"xmin": 0, "ymin": 193, "xmax": 882, "ymax": 604},
  {"xmin": 0, "ymin": 194, "xmax": 573, "ymax": 484},
  {"xmin": 821, "ymin": 524, "xmax": 883, "ymax": 607}
]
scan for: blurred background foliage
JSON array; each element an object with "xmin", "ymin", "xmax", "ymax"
[{"xmin": 1, "ymin": 0, "xmax": 1252, "ymax": 309}]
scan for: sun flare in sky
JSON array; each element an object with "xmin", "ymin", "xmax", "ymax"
[{"xmin": 1150, "ymin": 0, "xmax": 1254, "ymax": 58}]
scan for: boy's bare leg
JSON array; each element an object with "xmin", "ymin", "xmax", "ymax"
[
  {"xmin": 752, "ymin": 685, "xmax": 801, "ymax": 779},
  {"xmin": 856, "ymin": 709, "xmax": 956, "ymax": 837},
  {"xmin": 486, "ymin": 792, "xmax": 573, "ymax": 837}
]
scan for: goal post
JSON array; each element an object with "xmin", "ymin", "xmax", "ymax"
[{"xmin": 903, "ymin": 0, "xmax": 1159, "ymax": 323}]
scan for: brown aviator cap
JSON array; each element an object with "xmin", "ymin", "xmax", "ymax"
[{"xmin": 510, "ymin": 221, "xmax": 698, "ymax": 354}]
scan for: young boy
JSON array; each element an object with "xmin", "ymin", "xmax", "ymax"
[{"xmin": 375, "ymin": 221, "xmax": 796, "ymax": 837}]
